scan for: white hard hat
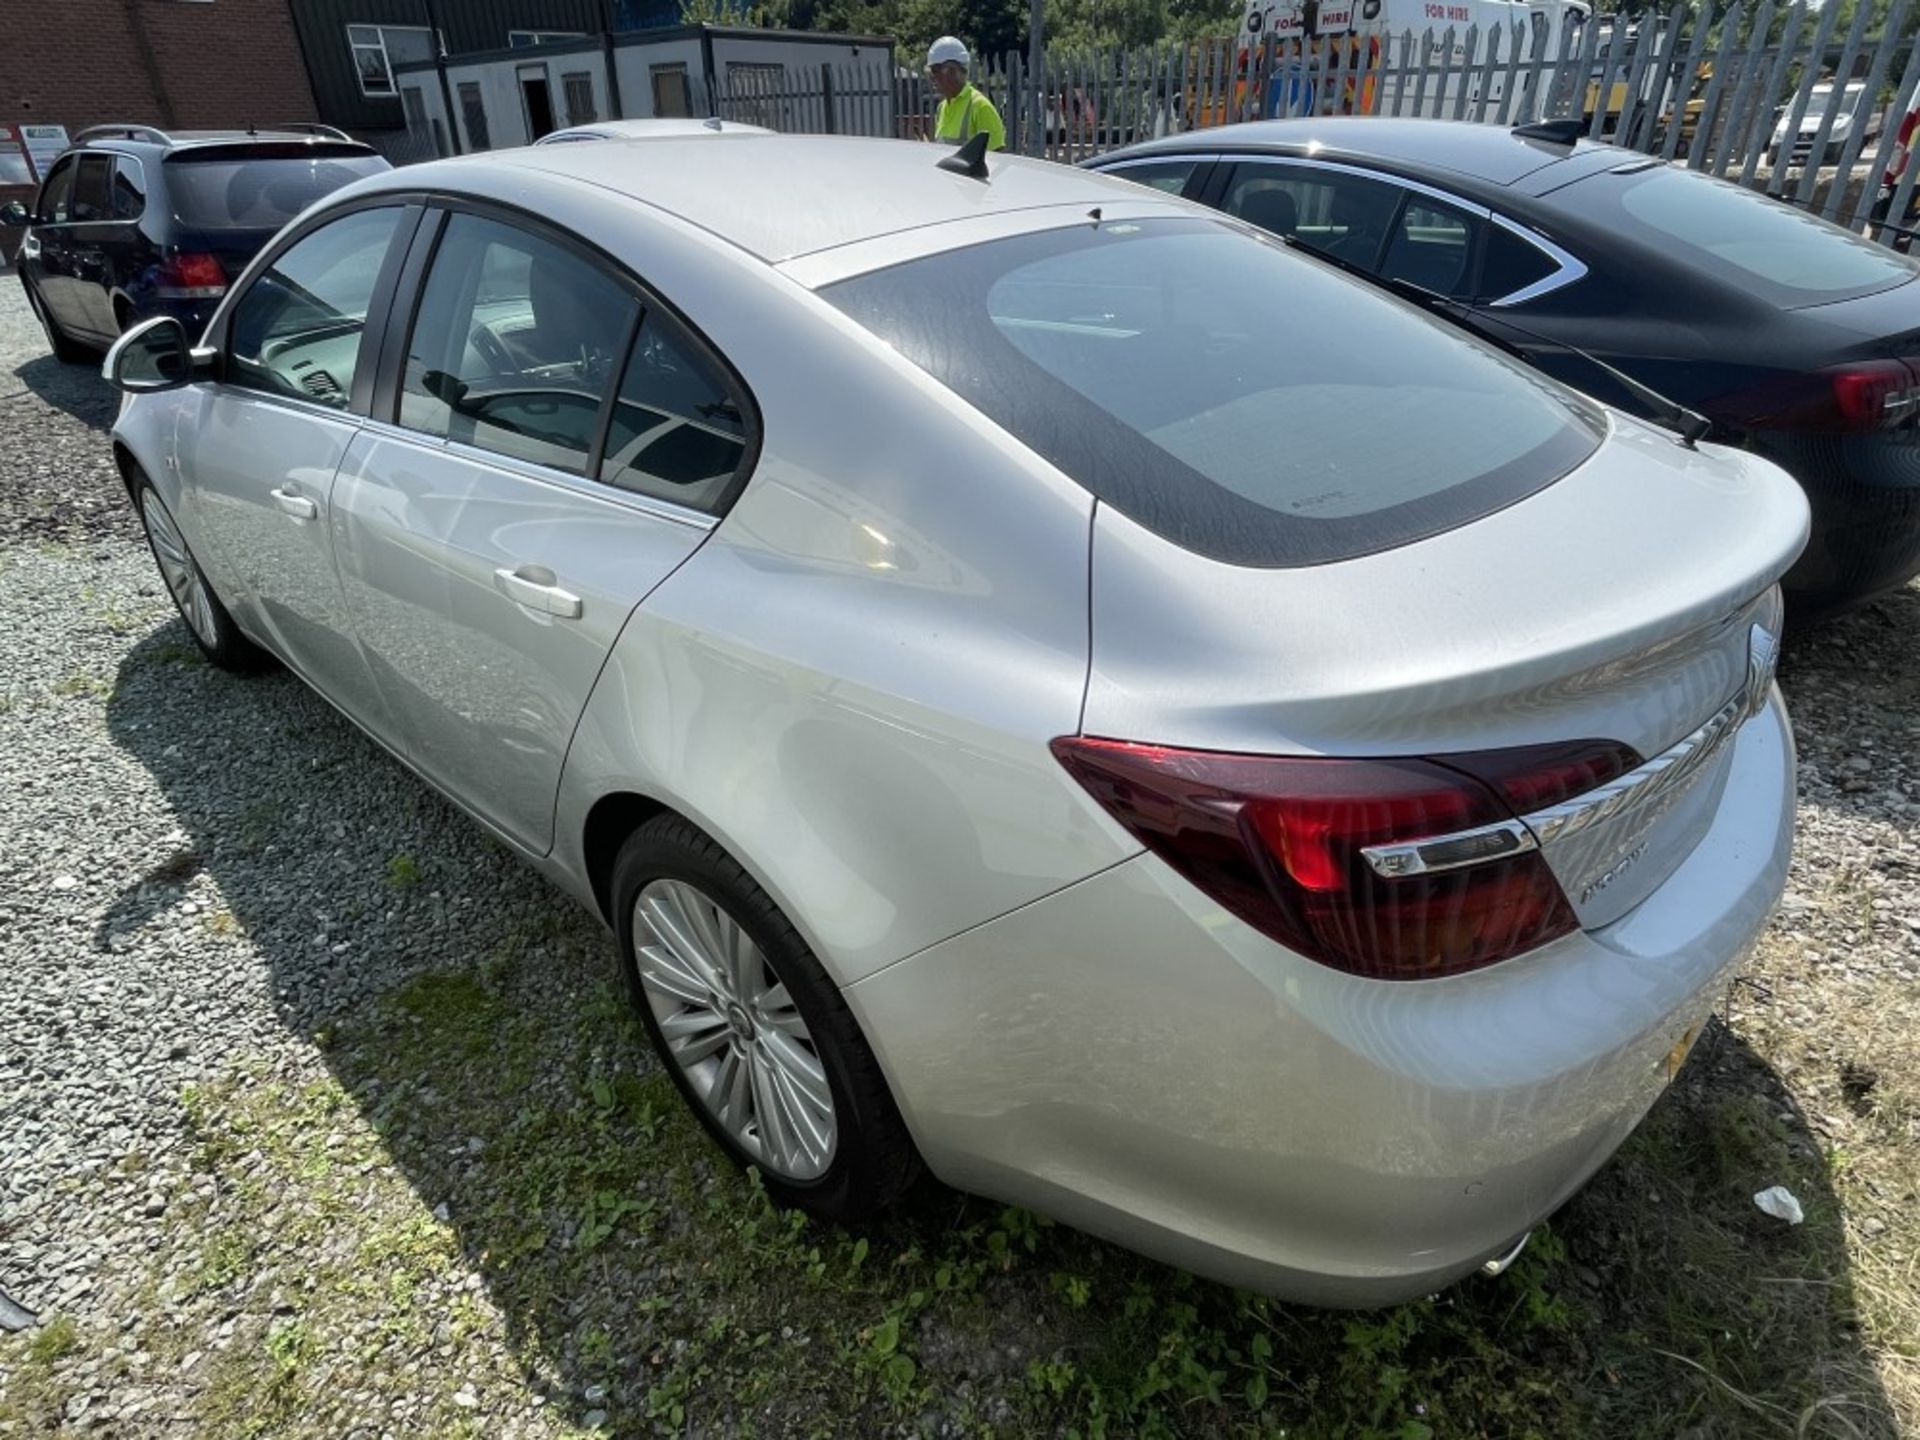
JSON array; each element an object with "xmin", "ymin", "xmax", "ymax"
[{"xmin": 928, "ymin": 36, "xmax": 970, "ymax": 69}]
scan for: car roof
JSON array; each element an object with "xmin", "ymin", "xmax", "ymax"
[
  {"xmin": 536, "ymin": 118, "xmax": 773, "ymax": 144},
  {"xmin": 72, "ymin": 127, "xmax": 375, "ymax": 156},
  {"xmin": 1110, "ymin": 117, "xmax": 1634, "ymax": 190},
  {"xmin": 421, "ymin": 134, "xmax": 1163, "ymax": 263}
]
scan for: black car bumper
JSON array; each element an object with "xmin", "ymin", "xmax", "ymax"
[{"xmin": 1749, "ymin": 429, "xmax": 1920, "ymax": 616}]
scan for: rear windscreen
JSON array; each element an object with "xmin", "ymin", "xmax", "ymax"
[
  {"xmin": 1548, "ymin": 166, "xmax": 1916, "ymax": 308},
  {"xmin": 165, "ymin": 154, "xmax": 388, "ymax": 230},
  {"xmin": 824, "ymin": 218, "xmax": 1602, "ymax": 567}
]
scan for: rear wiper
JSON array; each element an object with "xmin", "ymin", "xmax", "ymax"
[{"xmin": 1278, "ymin": 234, "xmax": 1713, "ymax": 450}]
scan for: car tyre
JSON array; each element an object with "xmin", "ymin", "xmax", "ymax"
[
  {"xmin": 133, "ymin": 472, "xmax": 270, "ymax": 673},
  {"xmin": 26, "ymin": 281, "xmax": 93, "ymax": 364},
  {"xmin": 612, "ymin": 814, "xmax": 920, "ymax": 1222}
]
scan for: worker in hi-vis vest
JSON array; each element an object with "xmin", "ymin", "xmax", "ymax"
[{"xmin": 927, "ymin": 36, "xmax": 1006, "ymax": 151}]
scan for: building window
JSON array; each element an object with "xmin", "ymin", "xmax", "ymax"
[
  {"xmin": 347, "ymin": 24, "xmax": 435, "ymax": 99},
  {"xmin": 508, "ymin": 30, "xmax": 584, "ymax": 47},
  {"xmin": 562, "ymin": 72, "xmax": 597, "ymax": 124},
  {"xmin": 457, "ymin": 82, "xmax": 491, "ymax": 150},
  {"xmin": 651, "ymin": 63, "xmax": 692, "ymax": 118}
]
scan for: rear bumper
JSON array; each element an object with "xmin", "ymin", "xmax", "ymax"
[
  {"xmin": 847, "ymin": 690, "xmax": 1794, "ymax": 1307},
  {"xmin": 1753, "ymin": 429, "xmax": 1920, "ymax": 613}
]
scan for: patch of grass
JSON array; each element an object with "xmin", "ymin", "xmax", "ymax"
[
  {"xmin": 384, "ymin": 852, "xmax": 424, "ymax": 888},
  {"xmin": 26, "ymin": 1315, "xmax": 80, "ymax": 1366},
  {"xmin": 50, "ymin": 672, "xmax": 109, "ymax": 700}
]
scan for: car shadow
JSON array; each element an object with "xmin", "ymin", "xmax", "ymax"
[
  {"xmin": 8, "ymin": 349, "xmax": 115, "ymax": 431},
  {"xmin": 97, "ymin": 618, "xmax": 1901, "ymax": 1437}
]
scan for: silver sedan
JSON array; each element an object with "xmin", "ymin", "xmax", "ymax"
[{"xmin": 103, "ymin": 133, "xmax": 1808, "ymax": 1306}]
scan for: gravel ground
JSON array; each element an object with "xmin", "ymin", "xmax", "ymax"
[{"xmin": 1, "ymin": 278, "xmax": 1917, "ymax": 1439}]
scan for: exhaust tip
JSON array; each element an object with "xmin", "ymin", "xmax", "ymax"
[{"xmin": 1480, "ymin": 1230, "xmax": 1533, "ymax": 1278}]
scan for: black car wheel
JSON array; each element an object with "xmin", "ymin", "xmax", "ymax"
[
  {"xmin": 25, "ymin": 280, "xmax": 93, "ymax": 365},
  {"xmin": 133, "ymin": 471, "xmax": 270, "ymax": 673}
]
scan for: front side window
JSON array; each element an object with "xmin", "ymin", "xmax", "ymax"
[
  {"xmin": 226, "ymin": 206, "xmax": 403, "ymax": 407},
  {"xmin": 1104, "ymin": 160, "xmax": 1198, "ymax": 196},
  {"xmin": 399, "ymin": 212, "xmax": 638, "ymax": 474},
  {"xmin": 826, "ymin": 218, "xmax": 1603, "ymax": 568},
  {"xmin": 1380, "ymin": 196, "xmax": 1477, "ymax": 299},
  {"xmin": 1223, "ymin": 163, "xmax": 1401, "ymax": 269},
  {"xmin": 36, "ymin": 156, "xmax": 76, "ymax": 223},
  {"xmin": 111, "ymin": 156, "xmax": 146, "ymax": 220},
  {"xmin": 600, "ymin": 310, "xmax": 749, "ymax": 512},
  {"xmin": 72, "ymin": 154, "xmax": 113, "ymax": 222}
]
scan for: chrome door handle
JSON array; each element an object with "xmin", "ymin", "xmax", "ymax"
[
  {"xmin": 270, "ymin": 486, "xmax": 317, "ymax": 521},
  {"xmin": 494, "ymin": 566, "xmax": 582, "ymax": 619}
]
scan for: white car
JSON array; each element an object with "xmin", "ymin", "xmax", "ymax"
[
  {"xmin": 535, "ymin": 118, "xmax": 771, "ymax": 144},
  {"xmin": 103, "ymin": 133, "xmax": 1806, "ymax": 1306}
]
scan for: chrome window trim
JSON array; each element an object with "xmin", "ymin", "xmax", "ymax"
[
  {"xmin": 1116, "ymin": 152, "xmax": 1588, "ymax": 308},
  {"xmin": 355, "ymin": 416, "xmax": 720, "ymax": 533},
  {"xmin": 1484, "ymin": 213, "xmax": 1590, "ymax": 308}
]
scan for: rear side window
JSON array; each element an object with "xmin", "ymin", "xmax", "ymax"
[
  {"xmin": 399, "ymin": 211, "xmax": 639, "ymax": 475},
  {"xmin": 165, "ymin": 153, "xmax": 388, "ymax": 229},
  {"xmin": 72, "ymin": 155, "xmax": 112, "ymax": 222},
  {"xmin": 112, "ymin": 157, "xmax": 147, "ymax": 219},
  {"xmin": 1478, "ymin": 224, "xmax": 1558, "ymax": 301},
  {"xmin": 1550, "ymin": 166, "xmax": 1915, "ymax": 307},
  {"xmin": 599, "ymin": 310, "xmax": 749, "ymax": 512},
  {"xmin": 825, "ymin": 218, "xmax": 1602, "ymax": 568},
  {"xmin": 1380, "ymin": 197, "xmax": 1476, "ymax": 299}
]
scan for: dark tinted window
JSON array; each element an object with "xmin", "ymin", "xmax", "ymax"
[
  {"xmin": 36, "ymin": 157, "xmax": 76, "ymax": 222},
  {"xmin": 1550, "ymin": 165, "xmax": 1916, "ymax": 307},
  {"xmin": 600, "ymin": 311, "xmax": 749, "ymax": 512},
  {"xmin": 1222, "ymin": 164, "xmax": 1400, "ymax": 269},
  {"xmin": 825, "ymin": 218, "xmax": 1602, "ymax": 568},
  {"xmin": 1104, "ymin": 160, "xmax": 1198, "ymax": 195},
  {"xmin": 400, "ymin": 212, "xmax": 638, "ymax": 474},
  {"xmin": 72, "ymin": 155, "xmax": 112, "ymax": 222},
  {"xmin": 111, "ymin": 157, "xmax": 146, "ymax": 220},
  {"xmin": 1478, "ymin": 223, "xmax": 1559, "ymax": 300},
  {"xmin": 227, "ymin": 206, "xmax": 403, "ymax": 407},
  {"xmin": 165, "ymin": 153, "xmax": 388, "ymax": 229},
  {"xmin": 1381, "ymin": 196, "xmax": 1476, "ymax": 298}
]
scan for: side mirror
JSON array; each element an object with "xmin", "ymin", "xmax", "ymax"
[
  {"xmin": 104, "ymin": 316, "xmax": 200, "ymax": 393},
  {"xmin": 0, "ymin": 200, "xmax": 28, "ymax": 226}
]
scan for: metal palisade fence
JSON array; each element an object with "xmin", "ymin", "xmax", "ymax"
[{"xmin": 716, "ymin": 4, "xmax": 1920, "ymax": 247}]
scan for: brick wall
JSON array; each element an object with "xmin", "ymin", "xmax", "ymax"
[{"xmin": 0, "ymin": 0, "xmax": 318, "ymax": 138}]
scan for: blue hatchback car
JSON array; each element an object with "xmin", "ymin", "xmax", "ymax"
[{"xmin": 3, "ymin": 124, "xmax": 388, "ymax": 362}]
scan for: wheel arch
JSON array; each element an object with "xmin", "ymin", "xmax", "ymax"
[{"xmin": 580, "ymin": 789, "xmax": 672, "ymax": 925}]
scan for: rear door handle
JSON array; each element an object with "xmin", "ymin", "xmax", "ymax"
[
  {"xmin": 494, "ymin": 566, "xmax": 582, "ymax": 619},
  {"xmin": 270, "ymin": 486, "xmax": 317, "ymax": 521}
]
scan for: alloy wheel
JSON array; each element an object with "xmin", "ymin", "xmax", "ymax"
[
  {"xmin": 633, "ymin": 878, "xmax": 838, "ymax": 1181},
  {"xmin": 140, "ymin": 490, "xmax": 218, "ymax": 648}
]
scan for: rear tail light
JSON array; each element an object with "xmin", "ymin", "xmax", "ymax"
[
  {"xmin": 155, "ymin": 252, "xmax": 227, "ymax": 300},
  {"xmin": 1051, "ymin": 736, "xmax": 1640, "ymax": 981},
  {"xmin": 1713, "ymin": 359, "xmax": 1920, "ymax": 434}
]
